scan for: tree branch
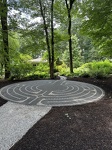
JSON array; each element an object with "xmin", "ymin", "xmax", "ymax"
[
  {"xmin": 70, "ymin": 0, "xmax": 75, "ymax": 10},
  {"xmin": 65, "ymin": 0, "xmax": 69, "ymax": 10}
]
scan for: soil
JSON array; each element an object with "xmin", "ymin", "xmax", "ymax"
[{"xmin": 0, "ymin": 77, "xmax": 112, "ymax": 150}]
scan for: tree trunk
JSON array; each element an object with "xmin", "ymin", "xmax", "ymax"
[
  {"xmin": 39, "ymin": 0, "xmax": 52, "ymax": 78},
  {"xmin": 50, "ymin": 0, "xmax": 54, "ymax": 79},
  {"xmin": 1, "ymin": 0, "xmax": 10, "ymax": 79},
  {"xmin": 65, "ymin": 0, "xmax": 75, "ymax": 73},
  {"xmin": 68, "ymin": 9, "xmax": 73, "ymax": 73},
  {"xmin": 39, "ymin": 0, "xmax": 54, "ymax": 79}
]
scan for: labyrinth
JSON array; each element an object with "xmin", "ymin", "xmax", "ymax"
[{"xmin": 0, "ymin": 80, "xmax": 104, "ymax": 106}]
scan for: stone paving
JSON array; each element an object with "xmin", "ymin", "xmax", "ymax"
[{"xmin": 0, "ymin": 80, "xmax": 104, "ymax": 106}]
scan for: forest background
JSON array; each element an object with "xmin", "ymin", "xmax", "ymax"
[{"xmin": 0, "ymin": 0, "xmax": 112, "ymax": 80}]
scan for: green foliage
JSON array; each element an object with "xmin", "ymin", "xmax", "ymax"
[
  {"xmin": 56, "ymin": 63, "xmax": 69, "ymax": 76},
  {"xmin": 10, "ymin": 62, "xmax": 33, "ymax": 80},
  {"xmin": 74, "ymin": 60, "xmax": 112, "ymax": 78},
  {"xmin": 79, "ymin": 0, "xmax": 112, "ymax": 57},
  {"xmin": 9, "ymin": 32, "xmax": 20, "ymax": 53},
  {"xmin": 10, "ymin": 53, "xmax": 34, "ymax": 79},
  {"xmin": 54, "ymin": 30, "xmax": 69, "ymax": 43},
  {"xmin": 1, "ymin": 0, "xmax": 112, "ymax": 79},
  {"xmin": 19, "ymin": 30, "xmax": 45, "ymax": 58},
  {"xmin": 62, "ymin": 35, "xmax": 83, "ymax": 68},
  {"xmin": 26, "ymin": 63, "xmax": 50, "ymax": 80},
  {"xmin": 34, "ymin": 63, "xmax": 49, "ymax": 74},
  {"xmin": 10, "ymin": 60, "xmax": 50, "ymax": 80},
  {"xmin": 0, "ymin": 64, "xmax": 4, "ymax": 78}
]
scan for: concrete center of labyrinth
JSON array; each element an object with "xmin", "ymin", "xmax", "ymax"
[{"xmin": 0, "ymin": 80, "xmax": 104, "ymax": 106}]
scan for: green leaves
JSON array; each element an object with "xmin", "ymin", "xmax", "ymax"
[
  {"xmin": 74, "ymin": 59, "xmax": 112, "ymax": 78},
  {"xmin": 79, "ymin": 0, "xmax": 112, "ymax": 57}
]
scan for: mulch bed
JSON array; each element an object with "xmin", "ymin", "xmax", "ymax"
[{"xmin": 0, "ymin": 77, "xmax": 112, "ymax": 150}]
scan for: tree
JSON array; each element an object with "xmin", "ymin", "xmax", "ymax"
[
  {"xmin": 0, "ymin": 0, "xmax": 10, "ymax": 79},
  {"xmin": 65, "ymin": 0, "xmax": 75, "ymax": 73},
  {"xmin": 51, "ymin": 0, "xmax": 55, "ymax": 78},
  {"xmin": 63, "ymin": 35, "xmax": 82, "ymax": 68},
  {"xmin": 39, "ymin": 0, "xmax": 55, "ymax": 78},
  {"xmin": 8, "ymin": 0, "xmax": 56, "ymax": 78},
  {"xmin": 79, "ymin": 0, "xmax": 112, "ymax": 57},
  {"xmin": 0, "ymin": 25, "xmax": 4, "ymax": 76}
]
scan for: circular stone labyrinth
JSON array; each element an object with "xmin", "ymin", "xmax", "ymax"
[{"xmin": 0, "ymin": 80, "xmax": 105, "ymax": 106}]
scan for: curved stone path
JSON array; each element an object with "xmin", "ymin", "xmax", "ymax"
[{"xmin": 0, "ymin": 80, "xmax": 104, "ymax": 106}]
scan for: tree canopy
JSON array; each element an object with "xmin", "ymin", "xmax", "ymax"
[
  {"xmin": 0, "ymin": 0, "xmax": 112, "ymax": 79},
  {"xmin": 79, "ymin": 0, "xmax": 112, "ymax": 57}
]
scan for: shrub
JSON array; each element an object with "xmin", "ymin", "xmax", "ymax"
[
  {"xmin": 10, "ymin": 62, "xmax": 50, "ymax": 80},
  {"xmin": 10, "ymin": 62, "xmax": 34, "ymax": 80},
  {"xmin": 56, "ymin": 63, "xmax": 69, "ymax": 76},
  {"xmin": 74, "ymin": 60, "xmax": 112, "ymax": 78}
]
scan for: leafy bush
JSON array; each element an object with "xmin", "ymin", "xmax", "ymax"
[
  {"xmin": 74, "ymin": 60, "xmax": 112, "ymax": 78},
  {"xmin": 10, "ymin": 62, "xmax": 34, "ymax": 80},
  {"xmin": 26, "ymin": 63, "xmax": 50, "ymax": 79},
  {"xmin": 25, "ymin": 72, "xmax": 50, "ymax": 80},
  {"xmin": 9, "ymin": 53, "xmax": 34, "ymax": 80},
  {"xmin": 0, "ymin": 65, "xmax": 4, "ymax": 78},
  {"xmin": 35, "ymin": 63, "xmax": 49, "ymax": 73},
  {"xmin": 56, "ymin": 63, "xmax": 69, "ymax": 76},
  {"xmin": 10, "ymin": 62, "xmax": 50, "ymax": 80}
]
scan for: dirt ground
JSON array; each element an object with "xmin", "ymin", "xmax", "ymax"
[{"xmin": 0, "ymin": 77, "xmax": 112, "ymax": 150}]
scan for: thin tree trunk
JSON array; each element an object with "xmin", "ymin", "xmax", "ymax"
[
  {"xmin": 50, "ymin": 0, "xmax": 54, "ymax": 79},
  {"xmin": 1, "ymin": 0, "xmax": 10, "ymax": 79},
  {"xmin": 68, "ymin": 9, "xmax": 73, "ymax": 73},
  {"xmin": 39, "ymin": 0, "xmax": 54, "ymax": 79},
  {"xmin": 65, "ymin": 0, "xmax": 75, "ymax": 73},
  {"xmin": 39, "ymin": 0, "xmax": 52, "ymax": 78}
]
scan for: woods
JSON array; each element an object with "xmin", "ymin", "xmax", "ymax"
[
  {"xmin": 0, "ymin": 0, "xmax": 112, "ymax": 79},
  {"xmin": 0, "ymin": 0, "xmax": 10, "ymax": 78}
]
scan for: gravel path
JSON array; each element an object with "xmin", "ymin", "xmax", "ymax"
[{"xmin": 0, "ymin": 102, "xmax": 51, "ymax": 150}]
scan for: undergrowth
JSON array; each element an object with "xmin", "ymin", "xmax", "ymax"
[{"xmin": 73, "ymin": 60, "xmax": 112, "ymax": 78}]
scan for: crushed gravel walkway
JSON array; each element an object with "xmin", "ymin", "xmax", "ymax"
[{"xmin": 0, "ymin": 102, "xmax": 51, "ymax": 150}]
